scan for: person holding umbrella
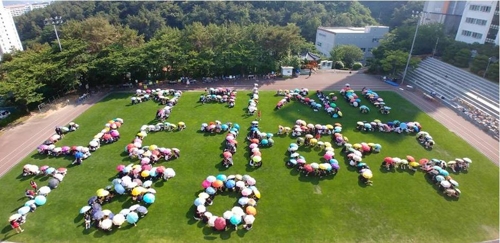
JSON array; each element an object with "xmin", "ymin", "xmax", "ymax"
[{"xmin": 10, "ymin": 219, "xmax": 23, "ymax": 234}]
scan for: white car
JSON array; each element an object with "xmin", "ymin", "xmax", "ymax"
[{"xmin": 0, "ymin": 110, "xmax": 11, "ymax": 119}]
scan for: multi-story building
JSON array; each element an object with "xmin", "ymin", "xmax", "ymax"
[
  {"xmin": 422, "ymin": 1, "xmax": 466, "ymax": 35},
  {"xmin": 314, "ymin": 26, "xmax": 389, "ymax": 63},
  {"xmin": 0, "ymin": 1, "xmax": 24, "ymax": 56},
  {"xmin": 455, "ymin": 1, "xmax": 499, "ymax": 45},
  {"xmin": 5, "ymin": 2, "xmax": 51, "ymax": 17}
]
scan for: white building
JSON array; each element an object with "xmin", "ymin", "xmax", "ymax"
[
  {"xmin": 455, "ymin": 1, "xmax": 499, "ymax": 45},
  {"xmin": 0, "ymin": 1, "xmax": 24, "ymax": 56},
  {"xmin": 315, "ymin": 26, "xmax": 389, "ymax": 63},
  {"xmin": 5, "ymin": 2, "xmax": 51, "ymax": 17}
]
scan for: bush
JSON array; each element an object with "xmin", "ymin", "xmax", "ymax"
[
  {"xmin": 352, "ymin": 62, "xmax": 363, "ymax": 70},
  {"xmin": 334, "ymin": 61, "xmax": 344, "ymax": 69}
]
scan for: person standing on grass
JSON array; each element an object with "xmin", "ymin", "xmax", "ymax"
[
  {"xmin": 10, "ymin": 220, "xmax": 23, "ymax": 234},
  {"xmin": 257, "ymin": 110, "xmax": 261, "ymax": 121},
  {"xmin": 30, "ymin": 180, "xmax": 37, "ymax": 191}
]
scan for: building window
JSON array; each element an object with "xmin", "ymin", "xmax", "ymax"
[
  {"xmin": 469, "ymin": 5, "xmax": 480, "ymax": 11},
  {"xmin": 462, "ymin": 30, "xmax": 472, "ymax": 36},
  {"xmin": 316, "ymin": 42, "xmax": 322, "ymax": 47},
  {"xmin": 466, "ymin": 17, "xmax": 474, "ymax": 23},
  {"xmin": 360, "ymin": 48, "xmax": 366, "ymax": 52},
  {"xmin": 472, "ymin": 32, "xmax": 483, "ymax": 39},
  {"xmin": 372, "ymin": 38, "xmax": 379, "ymax": 43},
  {"xmin": 466, "ymin": 17, "xmax": 488, "ymax": 25},
  {"xmin": 481, "ymin": 6, "xmax": 492, "ymax": 12}
]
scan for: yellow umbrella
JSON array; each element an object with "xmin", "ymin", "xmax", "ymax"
[
  {"xmin": 178, "ymin": 122, "xmax": 185, "ymax": 126},
  {"xmin": 131, "ymin": 187, "xmax": 145, "ymax": 196},
  {"xmin": 149, "ymin": 145, "xmax": 158, "ymax": 151},
  {"xmin": 324, "ymin": 142, "xmax": 332, "ymax": 148},
  {"xmin": 343, "ymin": 136, "xmax": 349, "ymax": 142},
  {"xmin": 367, "ymin": 143, "xmax": 375, "ymax": 147},
  {"xmin": 326, "ymin": 124, "xmax": 333, "ymax": 129},
  {"xmin": 253, "ymin": 190, "xmax": 261, "ymax": 199},
  {"xmin": 96, "ymin": 189, "xmax": 109, "ymax": 197},
  {"xmin": 310, "ymin": 138, "xmax": 318, "ymax": 145},
  {"xmin": 362, "ymin": 171, "xmax": 373, "ymax": 179},
  {"xmin": 132, "ymin": 165, "xmax": 141, "ymax": 170},
  {"xmin": 353, "ymin": 143, "xmax": 362, "ymax": 149},
  {"xmin": 409, "ymin": 162, "xmax": 420, "ymax": 168},
  {"xmin": 374, "ymin": 119, "xmax": 381, "ymax": 123},
  {"xmin": 319, "ymin": 164, "xmax": 328, "ymax": 170}
]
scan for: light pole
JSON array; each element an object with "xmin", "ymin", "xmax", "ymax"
[
  {"xmin": 483, "ymin": 57, "xmax": 496, "ymax": 78},
  {"xmin": 401, "ymin": 11, "xmax": 424, "ymax": 85},
  {"xmin": 44, "ymin": 16, "xmax": 63, "ymax": 52}
]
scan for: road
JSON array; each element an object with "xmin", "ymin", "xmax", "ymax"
[{"xmin": 0, "ymin": 70, "xmax": 497, "ymax": 178}]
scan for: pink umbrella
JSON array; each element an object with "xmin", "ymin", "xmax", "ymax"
[
  {"xmin": 40, "ymin": 165, "xmax": 49, "ymax": 172},
  {"xmin": 61, "ymin": 146, "xmax": 70, "ymax": 152},
  {"xmin": 202, "ymin": 180, "xmax": 211, "ymax": 189},
  {"xmin": 141, "ymin": 158, "xmax": 151, "ymax": 165},
  {"xmin": 241, "ymin": 188, "xmax": 252, "ymax": 196},
  {"xmin": 253, "ymin": 151, "xmax": 261, "ymax": 157},
  {"xmin": 223, "ymin": 152, "xmax": 232, "ymax": 158},
  {"xmin": 111, "ymin": 130, "xmax": 119, "ymax": 137},
  {"xmin": 226, "ymin": 135, "xmax": 234, "ymax": 141},
  {"xmin": 214, "ymin": 217, "xmax": 226, "ymax": 231},
  {"xmin": 249, "ymin": 143, "xmax": 258, "ymax": 149},
  {"xmin": 323, "ymin": 154, "xmax": 332, "ymax": 160},
  {"xmin": 116, "ymin": 165, "xmax": 125, "ymax": 171},
  {"xmin": 142, "ymin": 164, "xmax": 152, "ymax": 171},
  {"xmin": 133, "ymin": 179, "xmax": 143, "ymax": 186},
  {"xmin": 156, "ymin": 166, "xmax": 165, "ymax": 173},
  {"xmin": 361, "ymin": 144, "xmax": 370, "ymax": 152},
  {"xmin": 246, "ymin": 178, "xmax": 256, "ymax": 186},
  {"xmin": 297, "ymin": 158, "xmax": 306, "ymax": 164}
]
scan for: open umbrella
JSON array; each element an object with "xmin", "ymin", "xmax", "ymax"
[
  {"xmin": 230, "ymin": 215, "xmax": 242, "ymax": 225},
  {"xmin": 112, "ymin": 213, "xmax": 125, "ymax": 226},
  {"xmin": 137, "ymin": 206, "xmax": 148, "ymax": 214},
  {"xmin": 96, "ymin": 189, "xmax": 109, "ymax": 197},
  {"xmin": 225, "ymin": 180, "xmax": 236, "ymax": 189},
  {"xmin": 244, "ymin": 215, "xmax": 255, "ymax": 224},
  {"xmin": 100, "ymin": 219, "xmax": 112, "ymax": 230},
  {"xmin": 18, "ymin": 206, "xmax": 30, "ymax": 215},
  {"xmin": 126, "ymin": 212, "xmax": 139, "ymax": 224},
  {"xmin": 212, "ymin": 180, "xmax": 223, "ymax": 188},
  {"xmin": 80, "ymin": 205, "xmax": 91, "ymax": 214},
  {"xmin": 206, "ymin": 187, "xmax": 216, "ymax": 195},
  {"xmin": 198, "ymin": 192, "xmax": 210, "ymax": 199},
  {"xmin": 246, "ymin": 206, "xmax": 257, "ymax": 215},
  {"xmin": 35, "ymin": 195, "xmax": 47, "ymax": 206},
  {"xmin": 92, "ymin": 210, "xmax": 104, "ymax": 220},
  {"xmin": 194, "ymin": 198, "xmax": 206, "ymax": 206},
  {"xmin": 38, "ymin": 186, "xmax": 51, "ymax": 195},
  {"xmin": 48, "ymin": 178, "xmax": 59, "ymax": 189},
  {"xmin": 238, "ymin": 197, "xmax": 249, "ymax": 206},
  {"xmin": 206, "ymin": 176, "xmax": 217, "ymax": 183},
  {"xmin": 143, "ymin": 193, "xmax": 155, "ymax": 204},
  {"xmin": 8, "ymin": 214, "xmax": 21, "ymax": 222},
  {"xmin": 214, "ymin": 217, "xmax": 226, "ymax": 231}
]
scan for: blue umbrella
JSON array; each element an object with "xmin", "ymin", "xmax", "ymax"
[
  {"xmin": 261, "ymin": 139, "xmax": 269, "ymax": 145},
  {"xmin": 137, "ymin": 206, "xmax": 148, "ymax": 214},
  {"xmin": 251, "ymin": 127, "xmax": 258, "ymax": 131},
  {"xmin": 108, "ymin": 213, "xmax": 115, "ymax": 220},
  {"xmin": 238, "ymin": 197, "xmax": 249, "ymax": 206},
  {"xmin": 143, "ymin": 193, "xmax": 155, "ymax": 204},
  {"xmin": 267, "ymin": 133, "xmax": 273, "ymax": 138},
  {"xmin": 18, "ymin": 206, "xmax": 30, "ymax": 215},
  {"xmin": 233, "ymin": 124, "xmax": 240, "ymax": 130},
  {"xmin": 34, "ymin": 195, "xmax": 46, "ymax": 206},
  {"xmin": 364, "ymin": 123, "xmax": 372, "ymax": 128},
  {"xmin": 45, "ymin": 167, "xmax": 55, "ymax": 175},
  {"xmin": 329, "ymin": 159, "xmax": 338, "ymax": 164},
  {"xmin": 149, "ymin": 169, "xmax": 157, "ymax": 177},
  {"xmin": 414, "ymin": 126, "xmax": 420, "ymax": 132},
  {"xmin": 356, "ymin": 98, "xmax": 361, "ymax": 102},
  {"xmin": 360, "ymin": 105, "xmax": 367, "ymax": 109},
  {"xmin": 221, "ymin": 124, "xmax": 229, "ymax": 130},
  {"xmin": 439, "ymin": 170, "xmax": 450, "ymax": 177},
  {"xmin": 374, "ymin": 144, "xmax": 382, "ymax": 150},
  {"xmin": 334, "ymin": 127, "xmax": 342, "ymax": 133},
  {"xmin": 75, "ymin": 152, "xmax": 83, "ymax": 159},
  {"xmin": 25, "ymin": 200, "xmax": 35, "ymax": 207},
  {"xmin": 80, "ymin": 205, "xmax": 91, "ymax": 214},
  {"xmin": 126, "ymin": 212, "xmax": 139, "ymax": 224},
  {"xmin": 92, "ymin": 210, "xmax": 104, "ymax": 220},
  {"xmin": 315, "ymin": 104, "xmax": 322, "ymax": 108},
  {"xmin": 216, "ymin": 174, "xmax": 227, "ymax": 182},
  {"xmin": 114, "ymin": 184, "xmax": 125, "ymax": 195},
  {"xmin": 112, "ymin": 178, "xmax": 121, "ymax": 185},
  {"xmin": 332, "ymin": 114, "xmax": 339, "ymax": 118},
  {"xmin": 289, "ymin": 143, "xmax": 298, "ymax": 148},
  {"xmin": 225, "ymin": 180, "xmax": 236, "ymax": 189},
  {"xmin": 206, "ymin": 187, "xmax": 216, "ymax": 195},
  {"xmin": 289, "ymin": 159, "xmax": 297, "ymax": 165},
  {"xmin": 400, "ymin": 123, "xmax": 408, "ymax": 129},
  {"xmin": 194, "ymin": 198, "xmax": 205, "ymax": 206},
  {"xmin": 357, "ymin": 163, "xmax": 367, "ymax": 168},
  {"xmin": 88, "ymin": 196, "xmax": 98, "ymax": 205},
  {"xmin": 230, "ymin": 215, "xmax": 242, "ymax": 225}
]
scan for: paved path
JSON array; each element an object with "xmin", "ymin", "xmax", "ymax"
[{"xmin": 0, "ymin": 70, "xmax": 497, "ymax": 178}]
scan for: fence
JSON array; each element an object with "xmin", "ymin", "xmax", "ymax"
[{"xmin": 37, "ymin": 86, "xmax": 77, "ymax": 113}]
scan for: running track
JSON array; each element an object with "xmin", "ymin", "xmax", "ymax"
[{"xmin": 0, "ymin": 70, "xmax": 497, "ymax": 178}]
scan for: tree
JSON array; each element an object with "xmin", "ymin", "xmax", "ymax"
[
  {"xmin": 453, "ymin": 49, "xmax": 471, "ymax": 68},
  {"xmin": 470, "ymin": 55, "xmax": 489, "ymax": 75},
  {"xmin": 329, "ymin": 45, "xmax": 364, "ymax": 68},
  {"xmin": 485, "ymin": 62, "xmax": 499, "ymax": 81},
  {"xmin": 379, "ymin": 50, "xmax": 420, "ymax": 75}
]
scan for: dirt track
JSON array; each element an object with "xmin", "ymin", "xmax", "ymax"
[{"xmin": 0, "ymin": 70, "xmax": 497, "ymax": 177}]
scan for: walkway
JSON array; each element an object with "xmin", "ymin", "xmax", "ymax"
[{"xmin": 0, "ymin": 70, "xmax": 497, "ymax": 178}]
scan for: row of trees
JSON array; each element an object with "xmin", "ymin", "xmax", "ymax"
[
  {"xmin": 0, "ymin": 17, "xmax": 312, "ymax": 111},
  {"xmin": 15, "ymin": 1, "xmax": 378, "ymax": 44}
]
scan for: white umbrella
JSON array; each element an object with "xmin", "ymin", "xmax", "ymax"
[
  {"xmin": 244, "ymin": 215, "xmax": 255, "ymax": 224},
  {"xmin": 223, "ymin": 211, "xmax": 233, "ymax": 220},
  {"xmin": 204, "ymin": 212, "xmax": 213, "ymax": 219},
  {"xmin": 102, "ymin": 209, "xmax": 112, "ymax": 216},
  {"xmin": 236, "ymin": 181, "xmax": 245, "ymax": 188},
  {"xmin": 146, "ymin": 188, "xmax": 156, "ymax": 194},
  {"xmin": 8, "ymin": 214, "xmax": 21, "ymax": 222},
  {"xmin": 53, "ymin": 173, "xmax": 64, "ymax": 182},
  {"xmin": 165, "ymin": 168, "xmax": 176, "ymax": 177},
  {"xmin": 143, "ymin": 180, "xmax": 153, "ymax": 188},
  {"xmin": 197, "ymin": 205, "xmax": 206, "ymax": 213},
  {"xmin": 119, "ymin": 209, "xmax": 131, "ymax": 215},
  {"xmin": 463, "ymin": 158, "xmax": 472, "ymax": 163},
  {"xmin": 38, "ymin": 186, "xmax": 51, "ymax": 195},
  {"xmin": 440, "ymin": 180, "xmax": 451, "ymax": 188},
  {"xmin": 208, "ymin": 216, "xmax": 217, "ymax": 227},
  {"xmin": 112, "ymin": 214, "xmax": 125, "ymax": 226},
  {"xmin": 231, "ymin": 206, "xmax": 244, "ymax": 216}
]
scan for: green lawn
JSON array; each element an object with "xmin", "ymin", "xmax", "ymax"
[{"xmin": 0, "ymin": 91, "xmax": 498, "ymax": 243}]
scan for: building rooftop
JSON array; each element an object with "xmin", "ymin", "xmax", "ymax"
[{"xmin": 318, "ymin": 26, "xmax": 389, "ymax": 34}]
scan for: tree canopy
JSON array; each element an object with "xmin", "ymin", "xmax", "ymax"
[{"xmin": 329, "ymin": 45, "xmax": 364, "ymax": 68}]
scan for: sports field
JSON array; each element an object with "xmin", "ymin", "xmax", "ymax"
[{"xmin": 0, "ymin": 91, "xmax": 498, "ymax": 243}]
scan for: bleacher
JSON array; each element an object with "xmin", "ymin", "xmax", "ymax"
[
  {"xmin": 405, "ymin": 57, "xmax": 499, "ymax": 119},
  {"xmin": 405, "ymin": 57, "xmax": 499, "ymax": 137}
]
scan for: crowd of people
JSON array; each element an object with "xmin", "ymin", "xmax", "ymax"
[
  {"xmin": 454, "ymin": 98, "xmax": 499, "ymax": 135},
  {"xmin": 342, "ymin": 145, "xmax": 374, "ymax": 186},
  {"xmin": 12, "ymin": 164, "xmax": 67, "ymax": 233},
  {"xmin": 36, "ymin": 119, "xmax": 123, "ymax": 165},
  {"xmin": 416, "ymin": 131, "xmax": 436, "ymax": 149},
  {"xmin": 197, "ymin": 174, "xmax": 259, "ymax": 231},
  {"xmin": 155, "ymin": 90, "xmax": 182, "ymax": 122},
  {"xmin": 199, "ymin": 87, "xmax": 237, "ymax": 108},
  {"xmin": 286, "ymin": 142, "xmax": 339, "ymax": 177},
  {"xmin": 355, "ymin": 119, "xmax": 422, "ymax": 134},
  {"xmin": 340, "ymin": 84, "xmax": 362, "ymax": 108},
  {"xmin": 361, "ymin": 87, "xmax": 391, "ymax": 114},
  {"xmin": 247, "ymin": 121, "xmax": 273, "ymax": 168},
  {"xmin": 247, "ymin": 84, "xmax": 259, "ymax": 115}
]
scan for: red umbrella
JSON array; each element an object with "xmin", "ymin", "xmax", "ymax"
[
  {"xmin": 361, "ymin": 144, "xmax": 370, "ymax": 152},
  {"xmin": 384, "ymin": 157, "xmax": 393, "ymax": 163},
  {"xmin": 406, "ymin": 155, "xmax": 415, "ymax": 162},
  {"xmin": 419, "ymin": 158, "xmax": 429, "ymax": 165},
  {"xmin": 214, "ymin": 217, "xmax": 226, "ymax": 231},
  {"xmin": 152, "ymin": 150, "xmax": 160, "ymax": 156},
  {"xmin": 304, "ymin": 164, "xmax": 314, "ymax": 172},
  {"xmin": 251, "ymin": 139, "xmax": 259, "ymax": 144},
  {"xmin": 103, "ymin": 133, "xmax": 112, "ymax": 140},
  {"xmin": 304, "ymin": 98, "xmax": 310, "ymax": 102},
  {"xmin": 71, "ymin": 146, "xmax": 78, "ymax": 151},
  {"xmin": 127, "ymin": 144, "xmax": 135, "ymax": 150},
  {"xmin": 116, "ymin": 165, "xmax": 125, "ymax": 171},
  {"xmin": 114, "ymin": 122, "xmax": 122, "ymax": 128}
]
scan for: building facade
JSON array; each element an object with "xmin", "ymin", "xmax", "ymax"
[
  {"xmin": 423, "ymin": 1, "xmax": 465, "ymax": 35},
  {"xmin": 5, "ymin": 2, "xmax": 51, "ymax": 17},
  {"xmin": 315, "ymin": 26, "xmax": 389, "ymax": 62},
  {"xmin": 0, "ymin": 1, "xmax": 24, "ymax": 55},
  {"xmin": 455, "ymin": 1, "xmax": 499, "ymax": 45}
]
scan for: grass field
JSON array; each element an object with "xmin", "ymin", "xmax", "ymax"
[{"xmin": 0, "ymin": 91, "xmax": 498, "ymax": 243}]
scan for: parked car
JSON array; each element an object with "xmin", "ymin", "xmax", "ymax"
[{"xmin": 0, "ymin": 110, "xmax": 11, "ymax": 119}]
